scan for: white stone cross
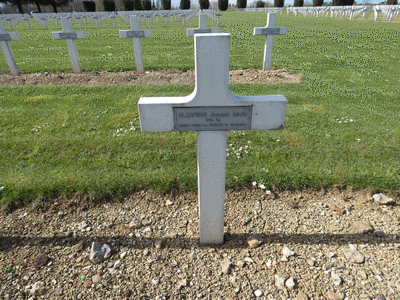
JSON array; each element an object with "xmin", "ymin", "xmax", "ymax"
[
  {"xmin": 52, "ymin": 17, "xmax": 86, "ymax": 74},
  {"xmin": 0, "ymin": 19, "xmax": 21, "ymax": 76},
  {"xmin": 119, "ymin": 15, "xmax": 152, "ymax": 74},
  {"xmin": 253, "ymin": 13, "xmax": 287, "ymax": 71},
  {"xmin": 138, "ymin": 33, "xmax": 287, "ymax": 244},
  {"xmin": 187, "ymin": 13, "xmax": 219, "ymax": 37}
]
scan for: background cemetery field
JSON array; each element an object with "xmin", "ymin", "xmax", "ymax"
[{"xmin": 1, "ymin": 11, "xmax": 400, "ymax": 203}]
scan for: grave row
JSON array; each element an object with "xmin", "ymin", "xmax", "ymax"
[
  {"xmin": 286, "ymin": 5, "xmax": 372, "ymax": 20},
  {"xmin": 373, "ymin": 5, "xmax": 400, "ymax": 22},
  {"xmin": 1, "ymin": 12, "xmax": 286, "ymax": 76},
  {"xmin": 243, "ymin": 5, "xmax": 400, "ymax": 22},
  {"xmin": 0, "ymin": 9, "xmax": 199, "ymax": 31}
]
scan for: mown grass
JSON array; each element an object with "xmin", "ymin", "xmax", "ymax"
[{"xmin": 1, "ymin": 11, "xmax": 399, "ymax": 203}]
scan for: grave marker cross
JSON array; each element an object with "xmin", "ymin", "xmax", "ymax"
[
  {"xmin": 138, "ymin": 33, "xmax": 287, "ymax": 244},
  {"xmin": 187, "ymin": 13, "xmax": 219, "ymax": 37},
  {"xmin": 253, "ymin": 13, "xmax": 287, "ymax": 71},
  {"xmin": 119, "ymin": 15, "xmax": 152, "ymax": 74},
  {"xmin": 52, "ymin": 17, "xmax": 86, "ymax": 74},
  {"xmin": 0, "ymin": 19, "xmax": 20, "ymax": 76}
]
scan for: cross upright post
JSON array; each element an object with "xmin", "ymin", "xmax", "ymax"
[
  {"xmin": 52, "ymin": 17, "xmax": 86, "ymax": 74},
  {"xmin": 138, "ymin": 33, "xmax": 287, "ymax": 244},
  {"xmin": 187, "ymin": 13, "xmax": 219, "ymax": 37},
  {"xmin": 253, "ymin": 12, "xmax": 287, "ymax": 71},
  {"xmin": 0, "ymin": 19, "xmax": 21, "ymax": 76},
  {"xmin": 119, "ymin": 15, "xmax": 152, "ymax": 74}
]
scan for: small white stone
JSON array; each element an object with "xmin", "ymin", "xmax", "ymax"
[
  {"xmin": 165, "ymin": 200, "xmax": 173, "ymax": 206},
  {"xmin": 275, "ymin": 275, "xmax": 286, "ymax": 290},
  {"xmin": 331, "ymin": 272, "xmax": 342, "ymax": 286},
  {"xmin": 285, "ymin": 277, "xmax": 296, "ymax": 289},
  {"xmin": 152, "ymin": 279, "xmax": 160, "ymax": 285},
  {"xmin": 282, "ymin": 246, "xmax": 295, "ymax": 257},
  {"xmin": 266, "ymin": 260, "xmax": 272, "ymax": 268},
  {"xmin": 254, "ymin": 289, "xmax": 263, "ymax": 297},
  {"xmin": 244, "ymin": 257, "xmax": 254, "ymax": 263},
  {"xmin": 120, "ymin": 252, "xmax": 127, "ymax": 259},
  {"xmin": 114, "ymin": 260, "xmax": 121, "ymax": 268}
]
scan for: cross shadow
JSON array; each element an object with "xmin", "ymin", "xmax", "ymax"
[{"xmin": 1, "ymin": 232, "xmax": 398, "ymax": 252}]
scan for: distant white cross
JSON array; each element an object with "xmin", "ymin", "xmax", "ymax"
[
  {"xmin": 52, "ymin": 17, "xmax": 86, "ymax": 74},
  {"xmin": 253, "ymin": 13, "xmax": 287, "ymax": 71},
  {"xmin": 0, "ymin": 19, "xmax": 20, "ymax": 76},
  {"xmin": 119, "ymin": 15, "xmax": 152, "ymax": 74},
  {"xmin": 138, "ymin": 33, "xmax": 287, "ymax": 244},
  {"xmin": 187, "ymin": 13, "xmax": 218, "ymax": 37}
]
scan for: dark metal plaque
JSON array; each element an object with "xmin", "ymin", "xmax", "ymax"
[
  {"xmin": 59, "ymin": 32, "xmax": 78, "ymax": 39},
  {"xmin": 0, "ymin": 34, "xmax": 11, "ymax": 41},
  {"xmin": 173, "ymin": 106, "xmax": 252, "ymax": 131},
  {"xmin": 126, "ymin": 31, "xmax": 145, "ymax": 38},
  {"xmin": 261, "ymin": 27, "xmax": 281, "ymax": 35}
]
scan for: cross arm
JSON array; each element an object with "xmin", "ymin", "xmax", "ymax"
[
  {"xmin": 232, "ymin": 94, "xmax": 287, "ymax": 130},
  {"xmin": 138, "ymin": 94, "xmax": 287, "ymax": 132},
  {"xmin": 253, "ymin": 27, "xmax": 287, "ymax": 36}
]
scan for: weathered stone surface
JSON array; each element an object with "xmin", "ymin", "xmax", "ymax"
[
  {"xmin": 331, "ymin": 272, "xmax": 342, "ymax": 286},
  {"xmin": 89, "ymin": 242, "xmax": 111, "ymax": 264},
  {"xmin": 221, "ymin": 258, "xmax": 232, "ymax": 274},
  {"xmin": 330, "ymin": 204, "xmax": 346, "ymax": 214},
  {"xmin": 343, "ymin": 247, "xmax": 365, "ymax": 264},
  {"xmin": 353, "ymin": 221, "xmax": 374, "ymax": 234},
  {"xmin": 285, "ymin": 277, "xmax": 296, "ymax": 289},
  {"xmin": 275, "ymin": 274, "xmax": 286, "ymax": 290},
  {"xmin": 373, "ymin": 193, "xmax": 395, "ymax": 205},
  {"xmin": 128, "ymin": 219, "xmax": 142, "ymax": 229},
  {"xmin": 282, "ymin": 246, "xmax": 295, "ymax": 257},
  {"xmin": 326, "ymin": 291, "xmax": 345, "ymax": 300},
  {"xmin": 295, "ymin": 292, "xmax": 309, "ymax": 300},
  {"xmin": 30, "ymin": 281, "xmax": 45, "ymax": 296},
  {"xmin": 247, "ymin": 235, "xmax": 263, "ymax": 248}
]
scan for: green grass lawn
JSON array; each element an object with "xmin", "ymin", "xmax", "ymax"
[{"xmin": 1, "ymin": 11, "xmax": 399, "ymax": 203}]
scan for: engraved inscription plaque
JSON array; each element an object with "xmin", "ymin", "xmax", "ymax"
[
  {"xmin": 0, "ymin": 34, "xmax": 11, "ymax": 41},
  {"xmin": 174, "ymin": 106, "xmax": 252, "ymax": 131},
  {"xmin": 59, "ymin": 32, "xmax": 78, "ymax": 39},
  {"xmin": 126, "ymin": 31, "xmax": 145, "ymax": 38},
  {"xmin": 261, "ymin": 28, "xmax": 281, "ymax": 35}
]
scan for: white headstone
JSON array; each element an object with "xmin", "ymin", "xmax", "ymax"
[
  {"xmin": 52, "ymin": 17, "xmax": 86, "ymax": 74},
  {"xmin": 119, "ymin": 15, "xmax": 152, "ymax": 74},
  {"xmin": 0, "ymin": 19, "xmax": 21, "ymax": 76},
  {"xmin": 253, "ymin": 13, "xmax": 287, "ymax": 71},
  {"xmin": 138, "ymin": 33, "xmax": 287, "ymax": 244},
  {"xmin": 187, "ymin": 13, "xmax": 219, "ymax": 37}
]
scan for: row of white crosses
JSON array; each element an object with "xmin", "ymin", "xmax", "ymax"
[
  {"xmin": 286, "ymin": 6, "xmax": 372, "ymax": 20},
  {"xmin": 3, "ymin": 12, "xmax": 283, "ymax": 77},
  {"xmin": 1, "ymin": 12, "xmax": 218, "ymax": 75},
  {"xmin": 32, "ymin": 12, "xmax": 113, "ymax": 29},
  {"xmin": 245, "ymin": 7, "xmax": 284, "ymax": 14},
  {"xmin": 0, "ymin": 14, "xmax": 31, "ymax": 30},
  {"xmin": 118, "ymin": 10, "xmax": 197, "ymax": 28},
  {"xmin": 138, "ymin": 33, "xmax": 287, "ymax": 244},
  {"xmin": 373, "ymin": 5, "xmax": 400, "ymax": 22}
]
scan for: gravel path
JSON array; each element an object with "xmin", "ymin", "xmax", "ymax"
[{"xmin": 0, "ymin": 187, "xmax": 399, "ymax": 299}]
